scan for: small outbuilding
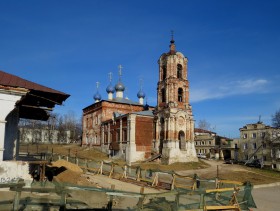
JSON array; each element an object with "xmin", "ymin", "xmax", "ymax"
[{"xmin": 0, "ymin": 70, "xmax": 69, "ymax": 161}]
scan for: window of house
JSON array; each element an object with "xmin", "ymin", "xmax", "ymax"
[
  {"xmin": 243, "ymin": 133, "xmax": 247, "ymax": 139},
  {"xmin": 253, "ymin": 155, "xmax": 257, "ymax": 160},
  {"xmin": 235, "ymin": 144, "xmax": 238, "ymax": 149},
  {"xmin": 177, "ymin": 64, "xmax": 182, "ymax": 79},
  {"xmin": 209, "ymin": 141, "xmax": 212, "ymax": 145},
  {"xmin": 178, "ymin": 88, "xmax": 183, "ymax": 102},
  {"xmin": 253, "ymin": 143, "xmax": 257, "ymax": 150},
  {"xmin": 261, "ymin": 132, "xmax": 266, "ymax": 138},
  {"xmin": 263, "ymin": 155, "xmax": 267, "ymax": 161},
  {"xmin": 244, "ymin": 143, "xmax": 248, "ymax": 150},
  {"xmin": 263, "ymin": 143, "xmax": 266, "ymax": 149},
  {"xmin": 252, "ymin": 133, "xmax": 257, "ymax": 139},
  {"xmin": 245, "ymin": 154, "xmax": 249, "ymax": 160}
]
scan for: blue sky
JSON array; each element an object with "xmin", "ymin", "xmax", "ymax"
[{"xmin": 1, "ymin": 0, "xmax": 280, "ymax": 138}]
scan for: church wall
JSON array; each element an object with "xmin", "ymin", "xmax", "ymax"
[
  {"xmin": 82, "ymin": 100, "xmax": 145, "ymax": 146},
  {"xmin": 135, "ymin": 116, "xmax": 153, "ymax": 158}
]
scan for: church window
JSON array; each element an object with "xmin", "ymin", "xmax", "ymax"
[
  {"xmin": 123, "ymin": 129, "xmax": 127, "ymax": 142},
  {"xmin": 177, "ymin": 64, "xmax": 182, "ymax": 79},
  {"xmin": 178, "ymin": 88, "xmax": 183, "ymax": 102},
  {"xmin": 162, "ymin": 66, "xmax": 167, "ymax": 80},
  {"xmin": 161, "ymin": 88, "xmax": 166, "ymax": 102}
]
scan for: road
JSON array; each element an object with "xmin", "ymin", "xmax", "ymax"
[{"xmin": 251, "ymin": 184, "xmax": 280, "ymax": 211}]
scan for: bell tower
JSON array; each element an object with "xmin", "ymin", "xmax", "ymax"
[{"xmin": 153, "ymin": 34, "xmax": 197, "ymax": 164}]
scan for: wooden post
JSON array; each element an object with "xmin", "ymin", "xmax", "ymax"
[
  {"xmin": 152, "ymin": 173, "xmax": 159, "ymax": 187},
  {"xmin": 199, "ymin": 194, "xmax": 204, "ymax": 209},
  {"xmin": 122, "ymin": 165, "xmax": 127, "ymax": 179},
  {"xmin": 136, "ymin": 187, "xmax": 145, "ymax": 210},
  {"xmin": 136, "ymin": 167, "xmax": 141, "ymax": 181},
  {"xmin": 109, "ymin": 163, "xmax": 114, "ymax": 178},
  {"xmin": 98, "ymin": 161, "xmax": 103, "ymax": 175},
  {"xmin": 76, "ymin": 158, "xmax": 79, "ymax": 165},
  {"xmin": 12, "ymin": 179, "xmax": 25, "ymax": 211},
  {"xmin": 60, "ymin": 192, "xmax": 66, "ymax": 211},
  {"xmin": 171, "ymin": 174, "xmax": 176, "ymax": 190},
  {"xmin": 107, "ymin": 185, "xmax": 115, "ymax": 210},
  {"xmin": 174, "ymin": 193, "xmax": 179, "ymax": 210}
]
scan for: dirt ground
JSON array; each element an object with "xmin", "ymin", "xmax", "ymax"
[
  {"xmin": 0, "ymin": 144, "xmax": 279, "ymax": 210},
  {"xmin": 19, "ymin": 143, "xmax": 280, "ymax": 185}
]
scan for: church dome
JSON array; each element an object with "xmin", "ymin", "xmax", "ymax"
[
  {"xmin": 137, "ymin": 90, "xmax": 145, "ymax": 98},
  {"xmin": 106, "ymin": 84, "xmax": 115, "ymax": 93},
  {"xmin": 115, "ymin": 82, "xmax": 125, "ymax": 92},
  {"xmin": 93, "ymin": 92, "xmax": 101, "ymax": 101}
]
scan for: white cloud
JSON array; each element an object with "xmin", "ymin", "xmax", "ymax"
[{"xmin": 190, "ymin": 78, "xmax": 269, "ymax": 102}]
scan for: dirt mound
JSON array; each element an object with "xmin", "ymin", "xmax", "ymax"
[
  {"xmin": 53, "ymin": 169, "xmax": 97, "ymax": 187},
  {"xmin": 51, "ymin": 159, "xmax": 83, "ymax": 173}
]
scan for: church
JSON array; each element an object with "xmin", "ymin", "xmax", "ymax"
[{"xmin": 82, "ymin": 37, "xmax": 197, "ymax": 164}]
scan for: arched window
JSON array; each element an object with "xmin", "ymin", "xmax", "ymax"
[
  {"xmin": 178, "ymin": 130, "xmax": 185, "ymax": 149},
  {"xmin": 178, "ymin": 88, "xmax": 183, "ymax": 102},
  {"xmin": 162, "ymin": 66, "xmax": 167, "ymax": 80},
  {"xmin": 161, "ymin": 88, "xmax": 166, "ymax": 102},
  {"xmin": 177, "ymin": 64, "xmax": 182, "ymax": 79}
]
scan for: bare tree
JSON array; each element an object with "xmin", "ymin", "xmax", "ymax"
[
  {"xmin": 19, "ymin": 111, "xmax": 82, "ymax": 144},
  {"xmin": 272, "ymin": 109, "xmax": 280, "ymax": 128},
  {"xmin": 197, "ymin": 119, "xmax": 215, "ymax": 131}
]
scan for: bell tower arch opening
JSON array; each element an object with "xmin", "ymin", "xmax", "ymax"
[
  {"xmin": 162, "ymin": 65, "xmax": 167, "ymax": 80},
  {"xmin": 178, "ymin": 88, "xmax": 183, "ymax": 102},
  {"xmin": 161, "ymin": 88, "xmax": 166, "ymax": 103},
  {"xmin": 177, "ymin": 64, "xmax": 182, "ymax": 79}
]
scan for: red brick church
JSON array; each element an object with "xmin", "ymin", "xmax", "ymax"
[{"xmin": 82, "ymin": 37, "xmax": 197, "ymax": 164}]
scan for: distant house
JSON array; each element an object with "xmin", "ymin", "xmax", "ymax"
[
  {"xmin": 0, "ymin": 70, "xmax": 69, "ymax": 161},
  {"xmin": 233, "ymin": 121, "xmax": 280, "ymax": 170},
  {"xmin": 194, "ymin": 128, "xmax": 233, "ymax": 160}
]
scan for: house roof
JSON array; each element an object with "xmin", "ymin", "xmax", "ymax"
[
  {"xmin": 194, "ymin": 128, "xmax": 216, "ymax": 134},
  {"xmin": 105, "ymin": 97, "xmax": 141, "ymax": 106},
  {"xmin": 0, "ymin": 70, "xmax": 70, "ymax": 120},
  {"xmin": 0, "ymin": 70, "xmax": 67, "ymax": 95},
  {"xmin": 131, "ymin": 110, "xmax": 154, "ymax": 116}
]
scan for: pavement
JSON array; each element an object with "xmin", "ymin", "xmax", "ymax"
[{"xmin": 251, "ymin": 182, "xmax": 280, "ymax": 211}]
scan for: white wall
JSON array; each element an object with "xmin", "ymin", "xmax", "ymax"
[{"xmin": 0, "ymin": 91, "xmax": 25, "ymax": 161}]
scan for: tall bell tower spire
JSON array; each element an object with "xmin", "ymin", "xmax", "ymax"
[{"xmin": 153, "ymin": 35, "xmax": 197, "ymax": 164}]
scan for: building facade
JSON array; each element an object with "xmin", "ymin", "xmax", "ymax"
[
  {"xmin": 194, "ymin": 128, "xmax": 232, "ymax": 160},
  {"xmin": 19, "ymin": 127, "xmax": 71, "ymax": 144},
  {"xmin": 82, "ymin": 37, "xmax": 197, "ymax": 164},
  {"xmin": 235, "ymin": 121, "xmax": 280, "ymax": 170}
]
